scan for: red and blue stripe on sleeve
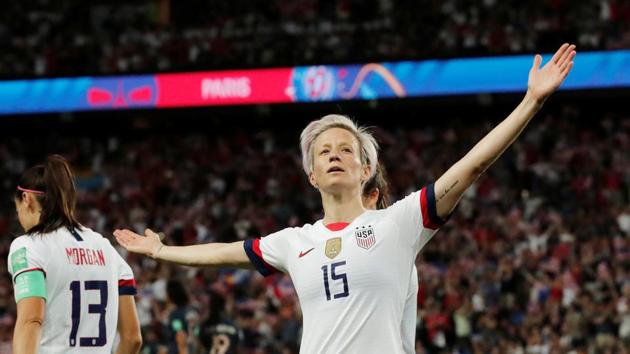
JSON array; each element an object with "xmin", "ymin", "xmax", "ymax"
[
  {"xmin": 420, "ymin": 183, "xmax": 450, "ymax": 230},
  {"xmin": 244, "ymin": 239, "xmax": 279, "ymax": 277},
  {"xmin": 118, "ymin": 279, "xmax": 137, "ymax": 295}
]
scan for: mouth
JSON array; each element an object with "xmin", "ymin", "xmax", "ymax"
[{"xmin": 327, "ymin": 166, "xmax": 345, "ymax": 173}]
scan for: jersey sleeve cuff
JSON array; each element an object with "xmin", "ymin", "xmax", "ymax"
[
  {"xmin": 14, "ymin": 269, "xmax": 47, "ymax": 303},
  {"xmin": 420, "ymin": 183, "xmax": 451, "ymax": 230},
  {"xmin": 118, "ymin": 278, "xmax": 137, "ymax": 295},
  {"xmin": 13, "ymin": 267, "xmax": 46, "ymax": 283},
  {"xmin": 244, "ymin": 239, "xmax": 279, "ymax": 277}
]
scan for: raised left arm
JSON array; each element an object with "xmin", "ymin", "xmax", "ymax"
[{"xmin": 434, "ymin": 43, "xmax": 576, "ymax": 218}]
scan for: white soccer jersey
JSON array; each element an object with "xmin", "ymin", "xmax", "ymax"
[
  {"xmin": 244, "ymin": 184, "xmax": 447, "ymax": 354},
  {"xmin": 8, "ymin": 226, "xmax": 137, "ymax": 354}
]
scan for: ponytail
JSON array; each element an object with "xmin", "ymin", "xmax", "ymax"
[
  {"xmin": 362, "ymin": 163, "xmax": 390, "ymax": 210},
  {"xmin": 15, "ymin": 154, "xmax": 81, "ymax": 234}
]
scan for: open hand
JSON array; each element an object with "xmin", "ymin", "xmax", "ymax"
[
  {"xmin": 114, "ymin": 228, "xmax": 163, "ymax": 258},
  {"xmin": 527, "ymin": 43, "xmax": 576, "ymax": 103}
]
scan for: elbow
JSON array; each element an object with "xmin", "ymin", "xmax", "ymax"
[
  {"xmin": 17, "ymin": 316, "xmax": 44, "ymax": 328},
  {"xmin": 470, "ymin": 160, "xmax": 490, "ymax": 179},
  {"xmin": 120, "ymin": 332, "xmax": 143, "ymax": 351}
]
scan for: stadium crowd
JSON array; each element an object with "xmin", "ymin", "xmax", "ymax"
[
  {"xmin": 1, "ymin": 0, "xmax": 630, "ymax": 78},
  {"xmin": 0, "ymin": 107, "xmax": 628, "ymax": 353}
]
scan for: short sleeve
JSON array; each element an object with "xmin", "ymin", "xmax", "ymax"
[
  {"xmin": 8, "ymin": 237, "xmax": 47, "ymax": 302},
  {"xmin": 114, "ymin": 251, "xmax": 137, "ymax": 296},
  {"xmin": 8, "ymin": 237, "xmax": 45, "ymax": 281},
  {"xmin": 244, "ymin": 228, "xmax": 294, "ymax": 276},
  {"xmin": 386, "ymin": 183, "xmax": 449, "ymax": 251}
]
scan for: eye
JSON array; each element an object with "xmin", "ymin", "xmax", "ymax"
[
  {"xmin": 342, "ymin": 147, "xmax": 352, "ymax": 153},
  {"xmin": 320, "ymin": 149, "xmax": 330, "ymax": 155}
]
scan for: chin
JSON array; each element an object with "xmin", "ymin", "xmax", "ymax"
[{"xmin": 320, "ymin": 180, "xmax": 358, "ymax": 194}]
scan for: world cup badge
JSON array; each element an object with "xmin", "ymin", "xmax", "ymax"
[
  {"xmin": 325, "ymin": 237, "xmax": 342, "ymax": 259},
  {"xmin": 355, "ymin": 226, "xmax": 375, "ymax": 249}
]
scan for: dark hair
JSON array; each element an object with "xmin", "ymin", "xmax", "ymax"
[
  {"xmin": 14, "ymin": 154, "xmax": 81, "ymax": 234},
  {"xmin": 362, "ymin": 163, "xmax": 390, "ymax": 210},
  {"xmin": 166, "ymin": 279, "xmax": 189, "ymax": 307}
]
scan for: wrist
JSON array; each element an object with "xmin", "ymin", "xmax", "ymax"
[
  {"xmin": 152, "ymin": 244, "xmax": 164, "ymax": 259},
  {"xmin": 524, "ymin": 90, "xmax": 546, "ymax": 107}
]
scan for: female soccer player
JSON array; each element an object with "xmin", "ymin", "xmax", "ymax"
[
  {"xmin": 9, "ymin": 155, "xmax": 142, "ymax": 354},
  {"xmin": 115, "ymin": 44, "xmax": 576, "ymax": 353}
]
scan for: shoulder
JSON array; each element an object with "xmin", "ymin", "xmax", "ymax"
[
  {"xmin": 389, "ymin": 190, "xmax": 422, "ymax": 208},
  {"xmin": 8, "ymin": 235, "xmax": 47, "ymax": 275},
  {"xmin": 78, "ymin": 226, "xmax": 104, "ymax": 240},
  {"xmin": 264, "ymin": 222, "xmax": 317, "ymax": 239},
  {"xmin": 9, "ymin": 235, "xmax": 31, "ymax": 252},
  {"xmin": 81, "ymin": 227, "xmax": 117, "ymax": 248}
]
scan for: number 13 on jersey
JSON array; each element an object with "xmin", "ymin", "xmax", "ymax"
[
  {"xmin": 69, "ymin": 280, "xmax": 108, "ymax": 347},
  {"xmin": 321, "ymin": 261, "xmax": 349, "ymax": 301}
]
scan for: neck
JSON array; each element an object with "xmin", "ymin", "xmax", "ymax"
[{"xmin": 320, "ymin": 189, "xmax": 366, "ymax": 225}]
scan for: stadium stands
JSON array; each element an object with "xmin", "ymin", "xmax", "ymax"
[
  {"xmin": 0, "ymin": 106, "xmax": 628, "ymax": 353},
  {"xmin": 1, "ymin": 0, "xmax": 629, "ymax": 78}
]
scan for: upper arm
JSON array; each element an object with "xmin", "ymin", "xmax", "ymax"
[
  {"xmin": 16, "ymin": 296, "xmax": 45, "ymax": 325},
  {"xmin": 388, "ymin": 186, "xmax": 448, "ymax": 252},
  {"xmin": 214, "ymin": 241, "xmax": 252, "ymax": 267},
  {"xmin": 117, "ymin": 295, "xmax": 141, "ymax": 338},
  {"xmin": 244, "ymin": 229, "xmax": 294, "ymax": 276},
  {"xmin": 9, "ymin": 238, "xmax": 48, "ymax": 304},
  {"xmin": 434, "ymin": 159, "xmax": 478, "ymax": 218}
]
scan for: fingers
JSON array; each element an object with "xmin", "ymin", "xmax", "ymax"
[
  {"xmin": 557, "ymin": 45, "xmax": 576, "ymax": 67},
  {"xmin": 145, "ymin": 228, "xmax": 159, "ymax": 239},
  {"xmin": 113, "ymin": 229, "xmax": 131, "ymax": 246},
  {"xmin": 561, "ymin": 61, "xmax": 574, "ymax": 78},
  {"xmin": 531, "ymin": 54, "xmax": 542, "ymax": 72},
  {"xmin": 558, "ymin": 50, "xmax": 576, "ymax": 72},
  {"xmin": 114, "ymin": 228, "xmax": 144, "ymax": 246},
  {"xmin": 551, "ymin": 43, "xmax": 570, "ymax": 64}
]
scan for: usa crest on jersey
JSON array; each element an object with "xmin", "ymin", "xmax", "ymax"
[{"xmin": 355, "ymin": 226, "xmax": 375, "ymax": 249}]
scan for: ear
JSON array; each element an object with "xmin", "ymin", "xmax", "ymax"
[
  {"xmin": 308, "ymin": 171, "xmax": 319, "ymax": 189},
  {"xmin": 24, "ymin": 193, "xmax": 40, "ymax": 212},
  {"xmin": 361, "ymin": 165, "xmax": 371, "ymax": 184},
  {"xmin": 370, "ymin": 188, "xmax": 380, "ymax": 200},
  {"xmin": 21, "ymin": 192, "xmax": 33, "ymax": 208}
]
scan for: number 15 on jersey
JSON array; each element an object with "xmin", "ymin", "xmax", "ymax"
[{"xmin": 321, "ymin": 261, "xmax": 349, "ymax": 301}]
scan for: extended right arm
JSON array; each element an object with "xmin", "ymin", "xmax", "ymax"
[{"xmin": 113, "ymin": 229, "xmax": 251, "ymax": 268}]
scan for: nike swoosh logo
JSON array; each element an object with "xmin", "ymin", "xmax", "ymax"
[{"xmin": 299, "ymin": 248, "xmax": 315, "ymax": 258}]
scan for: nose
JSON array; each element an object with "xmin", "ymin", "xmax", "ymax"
[{"xmin": 328, "ymin": 152, "xmax": 341, "ymax": 162}]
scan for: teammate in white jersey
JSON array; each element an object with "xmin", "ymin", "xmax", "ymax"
[
  {"xmin": 114, "ymin": 44, "xmax": 576, "ymax": 353},
  {"xmin": 362, "ymin": 164, "xmax": 418, "ymax": 354},
  {"xmin": 8, "ymin": 155, "xmax": 142, "ymax": 354}
]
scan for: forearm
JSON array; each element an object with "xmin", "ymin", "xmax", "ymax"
[
  {"xmin": 435, "ymin": 91, "xmax": 543, "ymax": 215},
  {"xmin": 155, "ymin": 241, "xmax": 251, "ymax": 268},
  {"xmin": 115, "ymin": 337, "xmax": 142, "ymax": 354},
  {"xmin": 461, "ymin": 91, "xmax": 543, "ymax": 176},
  {"xmin": 13, "ymin": 321, "xmax": 42, "ymax": 354}
]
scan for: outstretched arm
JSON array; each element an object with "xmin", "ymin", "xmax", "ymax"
[
  {"xmin": 114, "ymin": 229, "xmax": 252, "ymax": 268},
  {"xmin": 434, "ymin": 43, "xmax": 576, "ymax": 218}
]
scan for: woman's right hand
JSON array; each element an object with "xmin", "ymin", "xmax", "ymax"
[{"xmin": 114, "ymin": 228, "xmax": 164, "ymax": 259}]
